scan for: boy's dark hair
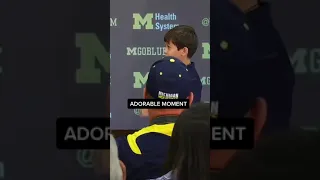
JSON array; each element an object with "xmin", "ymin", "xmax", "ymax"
[
  {"xmin": 164, "ymin": 25, "xmax": 198, "ymax": 58},
  {"xmin": 164, "ymin": 103, "xmax": 210, "ymax": 180}
]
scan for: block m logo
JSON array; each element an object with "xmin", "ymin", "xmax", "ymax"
[
  {"xmin": 290, "ymin": 48, "xmax": 320, "ymax": 74},
  {"xmin": 133, "ymin": 13, "xmax": 153, "ymax": 30},
  {"xmin": 76, "ymin": 33, "xmax": 110, "ymax": 84},
  {"xmin": 202, "ymin": 43, "xmax": 210, "ymax": 59},
  {"xmin": 127, "ymin": 47, "xmax": 137, "ymax": 56},
  {"xmin": 133, "ymin": 72, "xmax": 149, "ymax": 88}
]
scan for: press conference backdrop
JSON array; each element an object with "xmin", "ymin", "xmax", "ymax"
[
  {"xmin": 110, "ymin": 0, "xmax": 210, "ymax": 129},
  {"xmin": 109, "ymin": 0, "xmax": 320, "ymax": 130},
  {"xmin": 0, "ymin": 0, "xmax": 319, "ymax": 179}
]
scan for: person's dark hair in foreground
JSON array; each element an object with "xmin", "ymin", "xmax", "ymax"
[{"xmin": 152, "ymin": 103, "xmax": 210, "ymax": 180}]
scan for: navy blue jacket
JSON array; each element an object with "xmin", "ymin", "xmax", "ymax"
[
  {"xmin": 210, "ymin": 1, "xmax": 294, "ymax": 132},
  {"xmin": 210, "ymin": 0, "xmax": 258, "ymax": 116},
  {"xmin": 246, "ymin": 3, "xmax": 295, "ymax": 133}
]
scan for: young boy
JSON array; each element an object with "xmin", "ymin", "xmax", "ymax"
[
  {"xmin": 163, "ymin": 25, "xmax": 202, "ymax": 103},
  {"xmin": 140, "ymin": 25, "xmax": 202, "ymax": 117}
]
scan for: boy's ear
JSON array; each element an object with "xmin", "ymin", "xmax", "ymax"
[{"xmin": 181, "ymin": 47, "xmax": 189, "ymax": 57}]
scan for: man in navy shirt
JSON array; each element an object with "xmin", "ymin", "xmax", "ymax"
[
  {"xmin": 116, "ymin": 57, "xmax": 194, "ymax": 180},
  {"xmin": 210, "ymin": 0, "xmax": 295, "ymax": 133},
  {"xmin": 243, "ymin": 0, "xmax": 295, "ymax": 133}
]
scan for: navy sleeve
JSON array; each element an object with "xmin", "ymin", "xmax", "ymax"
[
  {"xmin": 115, "ymin": 136, "xmax": 139, "ymax": 179},
  {"xmin": 115, "ymin": 136, "xmax": 128, "ymax": 164}
]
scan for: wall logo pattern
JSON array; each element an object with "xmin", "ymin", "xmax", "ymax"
[
  {"xmin": 77, "ymin": 150, "xmax": 93, "ymax": 168},
  {"xmin": 76, "ymin": 33, "xmax": 110, "ymax": 84},
  {"xmin": 126, "ymin": 47, "xmax": 165, "ymax": 56},
  {"xmin": 110, "ymin": 18, "xmax": 118, "ymax": 27},
  {"xmin": 290, "ymin": 48, "xmax": 320, "ymax": 74},
  {"xmin": 133, "ymin": 13, "xmax": 179, "ymax": 31}
]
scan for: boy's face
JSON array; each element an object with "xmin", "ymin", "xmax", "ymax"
[{"xmin": 165, "ymin": 41, "xmax": 187, "ymax": 60}]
